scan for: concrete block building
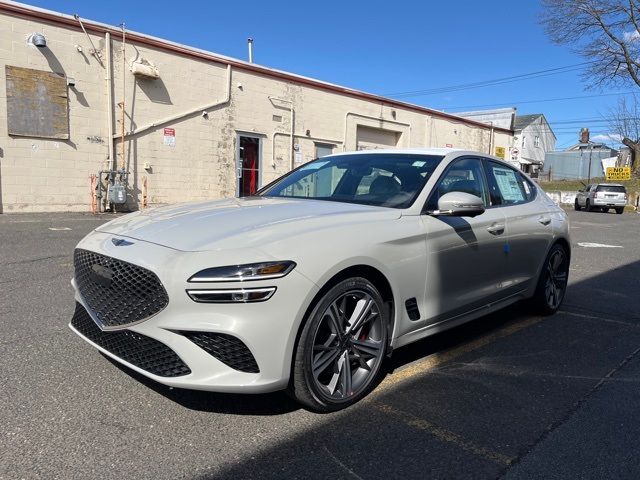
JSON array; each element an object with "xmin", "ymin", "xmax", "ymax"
[{"xmin": 0, "ymin": 1, "xmax": 514, "ymax": 213}]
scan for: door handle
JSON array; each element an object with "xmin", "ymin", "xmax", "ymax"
[
  {"xmin": 538, "ymin": 216, "xmax": 551, "ymax": 226},
  {"xmin": 486, "ymin": 223, "xmax": 505, "ymax": 235}
]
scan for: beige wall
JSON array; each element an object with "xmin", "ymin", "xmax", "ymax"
[{"xmin": 0, "ymin": 10, "xmax": 513, "ymax": 213}]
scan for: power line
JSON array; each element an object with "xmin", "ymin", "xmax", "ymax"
[
  {"xmin": 383, "ymin": 62, "xmax": 595, "ymax": 98},
  {"xmin": 440, "ymin": 91, "xmax": 637, "ymax": 112}
]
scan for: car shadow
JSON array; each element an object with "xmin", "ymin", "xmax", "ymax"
[{"xmin": 102, "ymin": 302, "xmax": 530, "ymax": 417}]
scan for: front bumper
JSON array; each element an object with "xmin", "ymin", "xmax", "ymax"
[{"xmin": 69, "ymin": 231, "xmax": 319, "ymax": 393}]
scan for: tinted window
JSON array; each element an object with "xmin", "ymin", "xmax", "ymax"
[
  {"xmin": 259, "ymin": 153, "xmax": 444, "ymax": 209},
  {"xmin": 425, "ymin": 157, "xmax": 489, "ymax": 211},
  {"xmin": 596, "ymin": 185, "xmax": 626, "ymax": 193},
  {"xmin": 485, "ymin": 161, "xmax": 530, "ymax": 206}
]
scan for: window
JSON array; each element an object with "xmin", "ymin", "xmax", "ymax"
[
  {"xmin": 534, "ymin": 136, "xmax": 540, "ymax": 147},
  {"xmin": 596, "ymin": 185, "xmax": 626, "ymax": 193},
  {"xmin": 425, "ymin": 157, "xmax": 489, "ymax": 211},
  {"xmin": 485, "ymin": 161, "xmax": 534, "ymax": 206},
  {"xmin": 260, "ymin": 153, "xmax": 444, "ymax": 208}
]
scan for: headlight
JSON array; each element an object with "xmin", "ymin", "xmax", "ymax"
[{"xmin": 188, "ymin": 261, "xmax": 296, "ymax": 282}]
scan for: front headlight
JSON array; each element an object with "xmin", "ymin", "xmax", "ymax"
[{"xmin": 188, "ymin": 261, "xmax": 296, "ymax": 283}]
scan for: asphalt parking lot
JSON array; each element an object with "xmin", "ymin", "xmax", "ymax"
[{"xmin": 2, "ymin": 208, "xmax": 640, "ymax": 480}]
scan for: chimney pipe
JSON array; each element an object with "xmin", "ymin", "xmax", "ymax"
[
  {"xmin": 247, "ymin": 38, "xmax": 254, "ymax": 63},
  {"xmin": 580, "ymin": 127, "xmax": 590, "ymax": 144}
]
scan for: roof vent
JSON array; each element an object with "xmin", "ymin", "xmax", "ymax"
[{"xmin": 580, "ymin": 127, "xmax": 590, "ymax": 144}]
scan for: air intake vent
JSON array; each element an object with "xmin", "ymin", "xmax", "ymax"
[
  {"xmin": 405, "ymin": 298, "xmax": 421, "ymax": 321},
  {"xmin": 176, "ymin": 331, "xmax": 260, "ymax": 373},
  {"xmin": 71, "ymin": 302, "xmax": 191, "ymax": 377}
]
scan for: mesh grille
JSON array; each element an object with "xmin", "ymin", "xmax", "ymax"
[
  {"xmin": 74, "ymin": 248, "xmax": 169, "ymax": 328},
  {"xmin": 177, "ymin": 331, "xmax": 260, "ymax": 373},
  {"xmin": 71, "ymin": 302, "xmax": 191, "ymax": 378}
]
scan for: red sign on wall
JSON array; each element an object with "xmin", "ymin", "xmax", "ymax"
[
  {"xmin": 163, "ymin": 128, "xmax": 175, "ymax": 136},
  {"xmin": 163, "ymin": 128, "xmax": 175, "ymax": 147}
]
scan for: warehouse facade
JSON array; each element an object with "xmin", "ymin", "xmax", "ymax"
[{"xmin": 0, "ymin": 1, "xmax": 514, "ymax": 213}]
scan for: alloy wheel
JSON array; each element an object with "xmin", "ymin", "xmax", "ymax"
[
  {"xmin": 544, "ymin": 249, "xmax": 568, "ymax": 310},
  {"xmin": 310, "ymin": 290, "xmax": 385, "ymax": 401}
]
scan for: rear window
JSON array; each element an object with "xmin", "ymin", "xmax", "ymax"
[{"xmin": 596, "ymin": 185, "xmax": 626, "ymax": 193}]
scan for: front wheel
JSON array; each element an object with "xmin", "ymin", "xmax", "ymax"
[
  {"xmin": 289, "ymin": 277, "xmax": 388, "ymax": 412},
  {"xmin": 530, "ymin": 244, "xmax": 569, "ymax": 315}
]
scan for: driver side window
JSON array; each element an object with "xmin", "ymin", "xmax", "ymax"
[{"xmin": 426, "ymin": 157, "xmax": 489, "ymax": 211}]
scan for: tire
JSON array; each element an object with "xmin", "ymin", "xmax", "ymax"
[
  {"xmin": 574, "ymin": 199, "xmax": 581, "ymax": 211},
  {"xmin": 586, "ymin": 199, "xmax": 592, "ymax": 212},
  {"xmin": 616, "ymin": 207, "xmax": 624, "ymax": 215},
  {"xmin": 602, "ymin": 207, "xmax": 609, "ymax": 213},
  {"xmin": 530, "ymin": 244, "xmax": 569, "ymax": 316},
  {"xmin": 288, "ymin": 277, "xmax": 388, "ymax": 412}
]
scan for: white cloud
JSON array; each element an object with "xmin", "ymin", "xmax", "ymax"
[
  {"xmin": 623, "ymin": 30, "xmax": 640, "ymax": 42},
  {"xmin": 591, "ymin": 133, "xmax": 623, "ymax": 143}
]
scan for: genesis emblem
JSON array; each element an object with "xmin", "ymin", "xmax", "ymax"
[{"xmin": 112, "ymin": 238, "xmax": 134, "ymax": 247}]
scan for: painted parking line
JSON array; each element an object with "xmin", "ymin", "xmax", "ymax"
[
  {"xmin": 577, "ymin": 242, "xmax": 622, "ymax": 248},
  {"xmin": 376, "ymin": 316, "xmax": 544, "ymax": 393},
  {"xmin": 373, "ymin": 403, "xmax": 514, "ymax": 466}
]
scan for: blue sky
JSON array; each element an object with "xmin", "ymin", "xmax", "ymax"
[{"xmin": 28, "ymin": 0, "xmax": 635, "ymax": 149}]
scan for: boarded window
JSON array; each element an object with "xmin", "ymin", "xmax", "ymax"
[{"xmin": 6, "ymin": 66, "xmax": 69, "ymax": 139}]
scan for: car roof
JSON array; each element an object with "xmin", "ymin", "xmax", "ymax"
[
  {"xmin": 595, "ymin": 183, "xmax": 625, "ymax": 187},
  {"xmin": 323, "ymin": 147, "xmax": 464, "ymax": 158}
]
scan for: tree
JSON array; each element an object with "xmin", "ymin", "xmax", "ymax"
[
  {"xmin": 609, "ymin": 96, "xmax": 640, "ymax": 171},
  {"xmin": 542, "ymin": 1, "xmax": 640, "ymax": 88},
  {"xmin": 542, "ymin": 1, "xmax": 640, "ymax": 172}
]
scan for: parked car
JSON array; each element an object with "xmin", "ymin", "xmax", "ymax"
[
  {"xmin": 574, "ymin": 183, "xmax": 627, "ymax": 214},
  {"xmin": 69, "ymin": 149, "xmax": 571, "ymax": 411}
]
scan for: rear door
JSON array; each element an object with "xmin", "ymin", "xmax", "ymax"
[{"xmin": 484, "ymin": 160, "xmax": 554, "ymax": 293}]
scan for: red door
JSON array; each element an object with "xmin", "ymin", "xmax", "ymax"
[{"xmin": 239, "ymin": 136, "xmax": 260, "ymax": 197}]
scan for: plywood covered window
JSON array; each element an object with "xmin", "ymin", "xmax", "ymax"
[{"xmin": 6, "ymin": 66, "xmax": 69, "ymax": 139}]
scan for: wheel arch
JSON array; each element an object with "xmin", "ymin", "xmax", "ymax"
[{"xmin": 288, "ymin": 264, "xmax": 397, "ymax": 382}]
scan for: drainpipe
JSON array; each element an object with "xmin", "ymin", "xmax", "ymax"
[
  {"xmin": 105, "ymin": 32, "xmax": 115, "ymax": 170},
  {"xmin": 247, "ymin": 38, "xmax": 254, "ymax": 63},
  {"xmin": 268, "ymin": 96, "xmax": 294, "ymax": 170}
]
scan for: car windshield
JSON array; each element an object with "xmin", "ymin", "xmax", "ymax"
[
  {"xmin": 596, "ymin": 185, "xmax": 626, "ymax": 193},
  {"xmin": 258, "ymin": 153, "xmax": 444, "ymax": 208}
]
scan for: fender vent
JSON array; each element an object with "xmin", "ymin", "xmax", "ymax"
[{"xmin": 405, "ymin": 298, "xmax": 421, "ymax": 321}]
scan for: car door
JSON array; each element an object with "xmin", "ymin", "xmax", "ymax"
[
  {"xmin": 421, "ymin": 157, "xmax": 509, "ymax": 324},
  {"xmin": 484, "ymin": 160, "xmax": 554, "ymax": 293}
]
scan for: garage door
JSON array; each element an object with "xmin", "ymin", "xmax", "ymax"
[{"xmin": 356, "ymin": 126, "xmax": 400, "ymax": 151}]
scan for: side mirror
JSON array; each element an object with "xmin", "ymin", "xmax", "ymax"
[
  {"xmin": 578, "ymin": 189, "xmax": 584, "ymax": 193},
  {"xmin": 433, "ymin": 191, "xmax": 485, "ymax": 217}
]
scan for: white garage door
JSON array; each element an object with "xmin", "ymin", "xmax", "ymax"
[{"xmin": 356, "ymin": 126, "xmax": 400, "ymax": 150}]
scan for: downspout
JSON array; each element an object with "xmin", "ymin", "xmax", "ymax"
[
  {"xmin": 268, "ymin": 96, "xmax": 294, "ymax": 170},
  {"xmin": 105, "ymin": 32, "xmax": 115, "ymax": 169},
  {"xmin": 120, "ymin": 23, "xmax": 126, "ymax": 170},
  {"xmin": 114, "ymin": 64, "xmax": 232, "ymax": 139}
]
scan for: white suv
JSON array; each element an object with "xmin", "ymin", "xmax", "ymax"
[{"xmin": 575, "ymin": 183, "xmax": 627, "ymax": 214}]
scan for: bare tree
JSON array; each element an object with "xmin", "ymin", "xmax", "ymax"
[
  {"xmin": 542, "ymin": 1, "xmax": 640, "ymax": 171},
  {"xmin": 609, "ymin": 96, "xmax": 640, "ymax": 171},
  {"xmin": 542, "ymin": 0, "xmax": 640, "ymax": 88}
]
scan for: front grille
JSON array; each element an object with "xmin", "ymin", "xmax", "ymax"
[
  {"xmin": 74, "ymin": 248, "xmax": 169, "ymax": 328},
  {"xmin": 71, "ymin": 302, "xmax": 191, "ymax": 377},
  {"xmin": 176, "ymin": 331, "xmax": 260, "ymax": 373}
]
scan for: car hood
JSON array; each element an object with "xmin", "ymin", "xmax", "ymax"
[{"xmin": 96, "ymin": 197, "xmax": 401, "ymax": 251}]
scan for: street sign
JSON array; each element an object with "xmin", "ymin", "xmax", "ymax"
[
  {"xmin": 606, "ymin": 167, "xmax": 631, "ymax": 181},
  {"xmin": 494, "ymin": 146, "xmax": 505, "ymax": 159},
  {"xmin": 511, "ymin": 147, "xmax": 519, "ymax": 160}
]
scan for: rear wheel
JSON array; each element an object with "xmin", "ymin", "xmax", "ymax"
[
  {"xmin": 289, "ymin": 277, "xmax": 388, "ymax": 412},
  {"xmin": 530, "ymin": 244, "xmax": 569, "ymax": 315},
  {"xmin": 574, "ymin": 199, "xmax": 581, "ymax": 211},
  {"xmin": 616, "ymin": 207, "xmax": 624, "ymax": 214},
  {"xmin": 586, "ymin": 199, "xmax": 592, "ymax": 212},
  {"xmin": 602, "ymin": 207, "xmax": 609, "ymax": 213}
]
